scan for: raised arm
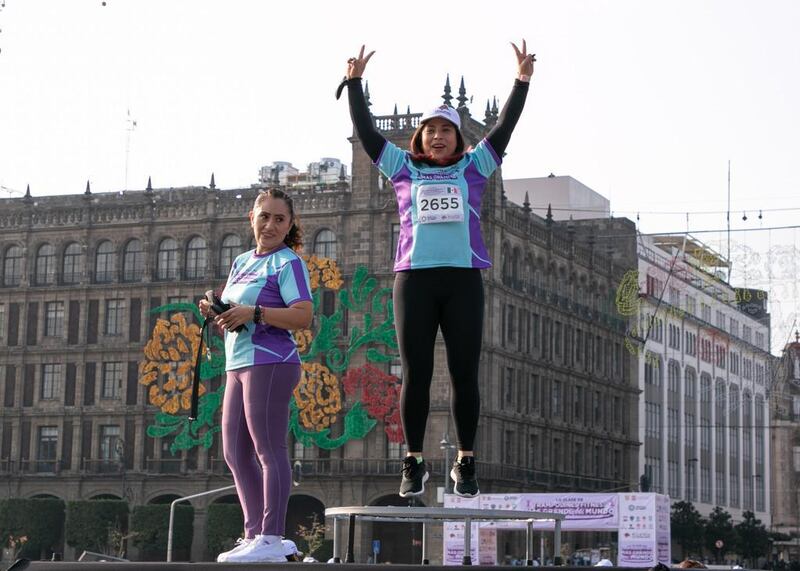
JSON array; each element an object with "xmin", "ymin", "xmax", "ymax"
[
  {"xmin": 486, "ymin": 39, "xmax": 535, "ymax": 157},
  {"xmin": 343, "ymin": 45, "xmax": 386, "ymax": 162}
]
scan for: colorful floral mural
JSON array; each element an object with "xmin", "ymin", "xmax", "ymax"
[
  {"xmin": 139, "ymin": 256, "xmax": 402, "ymax": 454},
  {"xmin": 139, "ymin": 304, "xmax": 226, "ymax": 454}
]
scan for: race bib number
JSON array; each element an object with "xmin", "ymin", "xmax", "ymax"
[{"xmin": 416, "ymin": 184, "xmax": 464, "ymax": 224}]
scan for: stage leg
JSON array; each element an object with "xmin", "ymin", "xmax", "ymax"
[
  {"xmin": 553, "ymin": 519, "xmax": 562, "ymax": 566},
  {"xmin": 345, "ymin": 514, "xmax": 356, "ymax": 563},
  {"xmin": 526, "ymin": 521, "xmax": 533, "ymax": 565},
  {"xmin": 422, "ymin": 521, "xmax": 429, "ymax": 564},
  {"xmin": 333, "ymin": 517, "xmax": 341, "ymax": 563},
  {"xmin": 462, "ymin": 517, "xmax": 472, "ymax": 565}
]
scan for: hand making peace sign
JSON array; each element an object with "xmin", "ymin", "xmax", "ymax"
[
  {"xmin": 346, "ymin": 44, "xmax": 376, "ymax": 80},
  {"xmin": 511, "ymin": 39, "xmax": 536, "ymax": 81}
]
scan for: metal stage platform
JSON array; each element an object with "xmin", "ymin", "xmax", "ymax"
[
  {"xmin": 13, "ymin": 563, "xmax": 645, "ymax": 571},
  {"xmin": 325, "ymin": 505, "xmax": 564, "ymax": 566},
  {"xmin": 9, "ymin": 506, "xmax": 570, "ymax": 570}
]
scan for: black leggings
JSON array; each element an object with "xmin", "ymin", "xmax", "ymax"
[{"xmin": 393, "ymin": 268, "xmax": 484, "ymax": 452}]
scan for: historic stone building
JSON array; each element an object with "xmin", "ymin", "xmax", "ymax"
[
  {"xmin": 770, "ymin": 332, "xmax": 800, "ymax": 561},
  {"xmin": 0, "ymin": 83, "xmax": 640, "ymax": 562}
]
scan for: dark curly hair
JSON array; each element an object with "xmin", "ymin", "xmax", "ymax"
[{"xmin": 253, "ymin": 188, "xmax": 304, "ymax": 251}]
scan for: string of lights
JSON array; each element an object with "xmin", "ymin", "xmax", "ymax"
[{"xmin": 526, "ymin": 204, "xmax": 800, "ymax": 216}]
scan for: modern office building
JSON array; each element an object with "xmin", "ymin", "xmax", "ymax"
[{"xmin": 633, "ymin": 234, "xmax": 771, "ymax": 521}]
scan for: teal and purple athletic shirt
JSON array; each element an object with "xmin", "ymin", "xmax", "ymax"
[
  {"xmin": 346, "ymin": 77, "xmax": 529, "ymax": 271},
  {"xmin": 376, "ymin": 139, "xmax": 500, "ymax": 270},
  {"xmin": 220, "ymin": 245, "xmax": 312, "ymax": 371}
]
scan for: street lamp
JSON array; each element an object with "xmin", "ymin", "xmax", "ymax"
[
  {"xmin": 440, "ymin": 434, "xmax": 457, "ymax": 497},
  {"xmin": 115, "ymin": 439, "xmax": 127, "ymax": 501}
]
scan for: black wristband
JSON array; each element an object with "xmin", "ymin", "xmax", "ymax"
[
  {"xmin": 253, "ymin": 305, "xmax": 262, "ymax": 324},
  {"xmin": 336, "ymin": 76, "xmax": 362, "ymax": 100}
]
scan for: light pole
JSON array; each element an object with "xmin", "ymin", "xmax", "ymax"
[
  {"xmin": 115, "ymin": 439, "xmax": 126, "ymax": 498},
  {"xmin": 440, "ymin": 434, "xmax": 456, "ymax": 498}
]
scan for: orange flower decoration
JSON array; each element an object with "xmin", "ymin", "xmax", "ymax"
[
  {"xmin": 293, "ymin": 255, "xmax": 344, "ymax": 356},
  {"xmin": 293, "ymin": 362, "xmax": 342, "ymax": 430},
  {"xmin": 304, "ymin": 255, "xmax": 344, "ymax": 291},
  {"xmin": 294, "ymin": 328, "xmax": 313, "ymax": 356},
  {"xmin": 139, "ymin": 313, "xmax": 206, "ymax": 415}
]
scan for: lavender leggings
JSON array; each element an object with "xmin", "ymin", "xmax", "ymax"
[{"xmin": 222, "ymin": 363, "xmax": 300, "ymax": 537}]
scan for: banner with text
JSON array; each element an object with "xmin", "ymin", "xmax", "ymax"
[
  {"xmin": 442, "ymin": 492, "xmax": 669, "ymax": 567},
  {"xmin": 443, "ymin": 495, "xmax": 481, "ymax": 566},
  {"xmin": 522, "ymin": 493, "xmax": 619, "ymax": 531},
  {"xmin": 618, "ymin": 493, "xmax": 654, "ymax": 566}
]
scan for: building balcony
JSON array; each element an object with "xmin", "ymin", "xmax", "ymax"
[
  {"xmin": 82, "ymin": 458, "xmax": 123, "ymax": 474},
  {"xmin": 21, "ymin": 459, "xmax": 63, "ymax": 474},
  {"xmin": 285, "ymin": 458, "xmax": 628, "ymax": 492},
  {"xmin": 208, "ymin": 457, "xmax": 232, "ymax": 475},
  {"xmin": 291, "ymin": 457, "xmax": 407, "ymax": 478},
  {"xmin": 145, "ymin": 458, "xmax": 185, "ymax": 474},
  {"xmin": 0, "ymin": 459, "xmax": 68, "ymax": 475}
]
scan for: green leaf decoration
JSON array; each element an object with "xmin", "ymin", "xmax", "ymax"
[
  {"xmin": 365, "ymin": 348, "xmax": 395, "ymax": 363},
  {"xmin": 151, "ymin": 302, "xmax": 203, "ymax": 322},
  {"xmin": 146, "ymin": 423, "xmax": 183, "ymax": 439},
  {"xmin": 302, "ymin": 311, "xmax": 343, "ymax": 363},
  {"xmin": 371, "ymin": 287, "xmax": 393, "ymax": 315},
  {"xmin": 288, "ymin": 400, "xmax": 376, "ymax": 450},
  {"xmin": 144, "ymin": 263, "xmax": 400, "ymax": 453},
  {"xmin": 339, "ymin": 266, "xmax": 376, "ymax": 312},
  {"xmin": 146, "ymin": 387, "xmax": 225, "ymax": 454}
]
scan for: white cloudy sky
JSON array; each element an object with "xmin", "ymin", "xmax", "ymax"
[{"xmin": 1, "ymin": 0, "xmax": 798, "ymax": 348}]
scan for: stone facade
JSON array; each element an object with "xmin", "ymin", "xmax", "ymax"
[
  {"xmin": 0, "ymin": 96, "xmax": 640, "ymax": 562},
  {"xmin": 771, "ymin": 333, "xmax": 800, "ymax": 560}
]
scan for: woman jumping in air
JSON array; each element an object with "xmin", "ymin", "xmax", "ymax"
[{"xmin": 341, "ymin": 41, "xmax": 535, "ymax": 498}]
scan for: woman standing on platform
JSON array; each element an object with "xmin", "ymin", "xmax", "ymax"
[
  {"xmin": 198, "ymin": 188, "xmax": 312, "ymax": 562},
  {"xmin": 340, "ymin": 41, "xmax": 535, "ymax": 498}
]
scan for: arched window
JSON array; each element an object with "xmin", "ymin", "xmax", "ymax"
[
  {"xmin": 511, "ymin": 247, "xmax": 521, "ymax": 289},
  {"xmin": 94, "ymin": 240, "xmax": 115, "ymax": 283},
  {"xmin": 219, "ymin": 234, "xmax": 242, "ymax": 277},
  {"xmin": 313, "ymin": 229, "xmax": 337, "ymax": 260},
  {"xmin": 35, "ymin": 244, "xmax": 56, "ymax": 285},
  {"xmin": 598, "ymin": 289, "xmax": 610, "ymax": 314},
  {"xmin": 524, "ymin": 257, "xmax": 533, "ymax": 292},
  {"xmin": 533, "ymin": 268, "xmax": 544, "ymax": 292},
  {"xmin": 741, "ymin": 389, "xmax": 754, "ymax": 508},
  {"xmin": 3, "ymin": 245, "xmax": 23, "ymax": 286},
  {"xmin": 742, "ymin": 391, "xmax": 753, "ymax": 431},
  {"xmin": 157, "ymin": 238, "xmax": 178, "ymax": 280},
  {"xmin": 684, "ymin": 366, "xmax": 697, "ymax": 398},
  {"xmin": 501, "ymin": 244, "xmax": 511, "ymax": 286},
  {"xmin": 62, "ymin": 243, "xmax": 82, "ymax": 284},
  {"xmin": 729, "ymin": 384, "xmax": 741, "ymax": 507},
  {"xmin": 714, "ymin": 379, "xmax": 727, "ymax": 504},
  {"xmin": 123, "ymin": 239, "xmax": 144, "ymax": 282},
  {"xmin": 185, "ymin": 236, "xmax": 207, "ymax": 279},
  {"xmin": 667, "ymin": 360, "xmax": 681, "ymax": 393}
]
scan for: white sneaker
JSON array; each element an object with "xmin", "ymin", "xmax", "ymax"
[
  {"xmin": 217, "ymin": 537, "xmax": 255, "ymax": 562},
  {"xmin": 226, "ymin": 534, "xmax": 286, "ymax": 563}
]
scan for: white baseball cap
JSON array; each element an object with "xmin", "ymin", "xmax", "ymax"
[
  {"xmin": 282, "ymin": 539, "xmax": 301, "ymax": 556},
  {"xmin": 420, "ymin": 105, "xmax": 461, "ymax": 129}
]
